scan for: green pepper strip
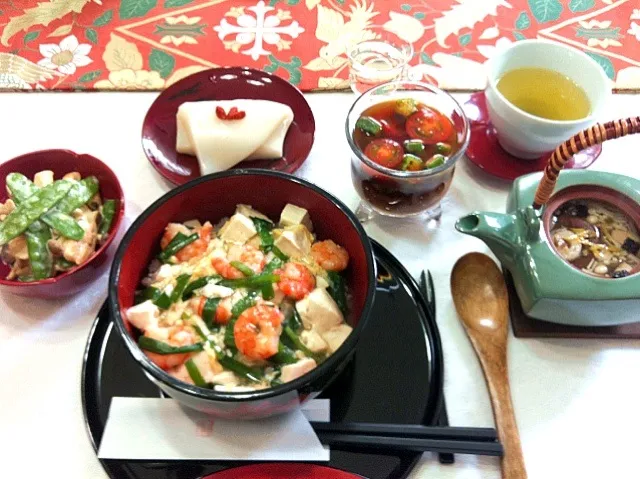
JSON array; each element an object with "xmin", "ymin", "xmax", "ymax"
[
  {"xmin": 158, "ymin": 232, "xmax": 199, "ymax": 263},
  {"xmin": 210, "ymin": 344, "xmax": 262, "ymax": 383},
  {"xmin": 230, "ymin": 261, "xmax": 255, "ymax": 277},
  {"xmin": 219, "ymin": 273, "xmax": 280, "ymax": 289},
  {"xmin": 0, "ymin": 180, "xmax": 73, "ymax": 246},
  {"xmin": 202, "ymin": 297, "xmax": 220, "ymax": 328},
  {"xmin": 135, "ymin": 286, "xmax": 162, "ymax": 305},
  {"xmin": 327, "ymin": 271, "xmax": 348, "ymax": 315},
  {"xmin": 6, "ymin": 173, "xmax": 85, "ymax": 241},
  {"xmin": 98, "ymin": 199, "xmax": 117, "ymax": 236},
  {"xmin": 182, "ymin": 275, "xmax": 221, "ymax": 300},
  {"xmin": 169, "ymin": 274, "xmax": 191, "ymax": 304},
  {"xmin": 284, "ymin": 326, "xmax": 315, "ymax": 358},
  {"xmin": 272, "ymin": 246, "xmax": 289, "ymax": 261},
  {"xmin": 262, "ymin": 256, "xmax": 284, "ymax": 275},
  {"xmin": 185, "ymin": 358, "xmax": 209, "ymax": 387},
  {"xmin": 25, "ymin": 220, "xmax": 53, "ymax": 280},
  {"xmin": 138, "ymin": 336, "xmax": 204, "ymax": 354},
  {"xmin": 154, "ymin": 293, "xmax": 172, "ymax": 310},
  {"xmin": 271, "ymin": 342, "xmax": 298, "ymax": 364},
  {"xmin": 252, "ymin": 217, "xmax": 274, "ymax": 252}
]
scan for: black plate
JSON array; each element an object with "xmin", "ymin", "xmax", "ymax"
[{"xmin": 81, "ymin": 240, "xmax": 445, "ymax": 479}]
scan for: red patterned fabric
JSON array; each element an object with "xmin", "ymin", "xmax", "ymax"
[{"xmin": 0, "ymin": 0, "xmax": 638, "ymax": 91}]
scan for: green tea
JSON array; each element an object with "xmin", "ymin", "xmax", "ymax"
[{"xmin": 496, "ymin": 67, "xmax": 591, "ymax": 121}]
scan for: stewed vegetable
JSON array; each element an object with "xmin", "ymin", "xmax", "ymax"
[
  {"xmin": 354, "ymin": 98, "xmax": 458, "ymax": 172},
  {"xmin": 127, "ymin": 203, "xmax": 353, "ymax": 392},
  {"xmin": 0, "ymin": 171, "xmax": 117, "ymax": 281}
]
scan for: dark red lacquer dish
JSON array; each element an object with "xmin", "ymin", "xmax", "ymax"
[
  {"xmin": 0, "ymin": 149, "xmax": 124, "ymax": 298},
  {"xmin": 142, "ymin": 67, "xmax": 315, "ymax": 185}
]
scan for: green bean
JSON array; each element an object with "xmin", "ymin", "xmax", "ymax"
[
  {"xmin": 230, "ymin": 261, "xmax": 255, "ymax": 277},
  {"xmin": 6, "ymin": 173, "xmax": 85, "ymax": 240},
  {"xmin": 138, "ymin": 336, "xmax": 204, "ymax": 354},
  {"xmin": 202, "ymin": 297, "xmax": 220, "ymax": 328},
  {"xmin": 158, "ymin": 232, "xmax": 198, "ymax": 263},
  {"xmin": 0, "ymin": 180, "xmax": 72, "ymax": 246},
  {"xmin": 219, "ymin": 273, "xmax": 280, "ymax": 289},
  {"xmin": 182, "ymin": 275, "xmax": 221, "ymax": 300},
  {"xmin": 55, "ymin": 176, "xmax": 100, "ymax": 214},
  {"xmin": 271, "ymin": 342, "xmax": 298, "ymax": 364},
  {"xmin": 25, "ymin": 220, "xmax": 53, "ymax": 280},
  {"xmin": 169, "ymin": 274, "xmax": 191, "ymax": 303},
  {"xmin": 56, "ymin": 257, "xmax": 76, "ymax": 270},
  {"xmin": 327, "ymin": 271, "xmax": 348, "ymax": 315},
  {"xmin": 260, "ymin": 283, "xmax": 275, "ymax": 300},
  {"xmin": 98, "ymin": 199, "xmax": 116, "ymax": 236},
  {"xmin": 288, "ymin": 307, "xmax": 303, "ymax": 331},
  {"xmin": 284, "ymin": 326, "xmax": 315, "ymax": 358},
  {"xmin": 185, "ymin": 358, "xmax": 209, "ymax": 387},
  {"xmin": 252, "ymin": 217, "xmax": 274, "ymax": 252}
]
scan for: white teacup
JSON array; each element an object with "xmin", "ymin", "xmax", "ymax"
[{"xmin": 485, "ymin": 39, "xmax": 611, "ymax": 159}]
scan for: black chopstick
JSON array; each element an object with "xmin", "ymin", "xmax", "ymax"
[
  {"xmin": 311, "ymin": 422, "xmax": 497, "ymax": 441},
  {"xmin": 310, "ymin": 422, "xmax": 502, "ymax": 457}
]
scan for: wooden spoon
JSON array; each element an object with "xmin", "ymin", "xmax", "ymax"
[{"xmin": 450, "ymin": 253, "xmax": 527, "ymax": 479}]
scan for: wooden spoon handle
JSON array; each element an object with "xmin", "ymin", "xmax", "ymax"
[{"xmin": 472, "ymin": 340, "xmax": 527, "ymax": 479}]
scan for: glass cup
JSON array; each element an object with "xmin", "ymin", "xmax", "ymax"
[
  {"xmin": 346, "ymin": 81, "xmax": 470, "ymax": 223},
  {"xmin": 347, "ymin": 38, "xmax": 413, "ymax": 95}
]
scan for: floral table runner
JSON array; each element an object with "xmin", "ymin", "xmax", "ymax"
[{"xmin": 0, "ymin": 0, "xmax": 638, "ymax": 92}]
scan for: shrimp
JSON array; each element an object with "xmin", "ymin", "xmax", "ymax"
[
  {"xmin": 276, "ymin": 262, "xmax": 316, "ymax": 300},
  {"xmin": 196, "ymin": 296, "xmax": 233, "ymax": 325},
  {"xmin": 239, "ymin": 245, "xmax": 266, "ymax": 274},
  {"xmin": 211, "ymin": 257, "xmax": 244, "ymax": 279},
  {"xmin": 234, "ymin": 304, "xmax": 284, "ymax": 360},
  {"xmin": 212, "ymin": 244, "xmax": 265, "ymax": 278},
  {"xmin": 162, "ymin": 222, "xmax": 212, "ymax": 262},
  {"xmin": 144, "ymin": 325, "xmax": 199, "ymax": 370},
  {"xmin": 311, "ymin": 240, "xmax": 349, "ymax": 272}
]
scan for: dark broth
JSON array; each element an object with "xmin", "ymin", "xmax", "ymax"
[{"xmin": 550, "ymin": 199, "xmax": 640, "ymax": 278}]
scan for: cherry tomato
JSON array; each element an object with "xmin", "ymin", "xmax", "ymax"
[
  {"xmin": 405, "ymin": 108, "xmax": 454, "ymax": 144},
  {"xmin": 379, "ymin": 119, "xmax": 405, "ymax": 140},
  {"xmin": 363, "ymin": 139, "xmax": 403, "ymax": 169}
]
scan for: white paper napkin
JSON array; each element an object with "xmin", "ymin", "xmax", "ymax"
[{"xmin": 98, "ymin": 397, "xmax": 330, "ymax": 461}]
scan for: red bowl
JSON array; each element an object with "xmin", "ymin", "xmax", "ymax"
[
  {"xmin": 0, "ymin": 149, "xmax": 125, "ymax": 298},
  {"xmin": 109, "ymin": 170, "xmax": 376, "ymax": 418}
]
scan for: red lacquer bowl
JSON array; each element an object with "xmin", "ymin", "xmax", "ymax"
[
  {"xmin": 0, "ymin": 150, "xmax": 125, "ymax": 298},
  {"xmin": 109, "ymin": 170, "xmax": 375, "ymax": 418},
  {"xmin": 202, "ymin": 463, "xmax": 366, "ymax": 479},
  {"xmin": 142, "ymin": 67, "xmax": 316, "ymax": 185}
]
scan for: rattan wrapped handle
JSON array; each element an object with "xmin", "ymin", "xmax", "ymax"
[{"xmin": 533, "ymin": 116, "xmax": 640, "ymax": 209}]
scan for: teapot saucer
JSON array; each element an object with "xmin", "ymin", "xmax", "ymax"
[{"xmin": 462, "ymin": 92, "xmax": 602, "ymax": 181}]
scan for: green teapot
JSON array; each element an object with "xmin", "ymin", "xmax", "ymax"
[{"xmin": 456, "ymin": 117, "xmax": 640, "ymax": 326}]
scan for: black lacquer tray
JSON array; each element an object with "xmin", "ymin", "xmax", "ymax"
[{"xmin": 82, "ymin": 240, "xmax": 446, "ymax": 479}]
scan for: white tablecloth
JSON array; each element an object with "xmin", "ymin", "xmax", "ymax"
[{"xmin": 1, "ymin": 92, "xmax": 639, "ymax": 479}]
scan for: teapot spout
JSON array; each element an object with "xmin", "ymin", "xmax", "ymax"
[{"xmin": 455, "ymin": 212, "xmax": 520, "ymax": 266}]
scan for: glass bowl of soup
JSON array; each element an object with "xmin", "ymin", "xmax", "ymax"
[{"xmin": 345, "ymin": 81, "xmax": 470, "ymax": 222}]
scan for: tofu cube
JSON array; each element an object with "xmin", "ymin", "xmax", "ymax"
[
  {"xmin": 273, "ymin": 225, "xmax": 312, "ymax": 259},
  {"xmin": 281, "ymin": 358, "xmax": 317, "ymax": 383},
  {"xmin": 201, "ymin": 282, "xmax": 234, "ymax": 298},
  {"xmin": 236, "ymin": 204, "xmax": 272, "ymax": 223},
  {"xmin": 218, "ymin": 213, "xmax": 257, "ymax": 243},
  {"xmin": 300, "ymin": 328, "xmax": 328, "ymax": 353},
  {"xmin": 296, "ymin": 288, "xmax": 343, "ymax": 334},
  {"xmin": 315, "ymin": 275, "xmax": 330, "ymax": 290},
  {"xmin": 279, "ymin": 204, "xmax": 313, "ymax": 231},
  {"xmin": 322, "ymin": 324, "xmax": 353, "ymax": 353},
  {"xmin": 126, "ymin": 300, "xmax": 160, "ymax": 331}
]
